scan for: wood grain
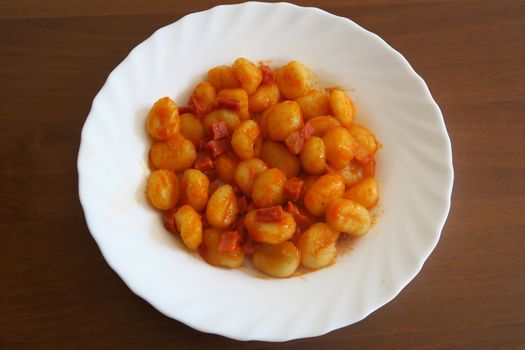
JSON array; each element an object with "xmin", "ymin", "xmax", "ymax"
[{"xmin": 1, "ymin": 1, "xmax": 524, "ymax": 349}]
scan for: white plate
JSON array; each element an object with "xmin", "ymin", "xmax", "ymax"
[{"xmin": 78, "ymin": 2, "xmax": 453, "ymax": 341}]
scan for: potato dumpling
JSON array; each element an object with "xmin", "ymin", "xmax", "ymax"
[
  {"xmin": 181, "ymin": 169, "xmax": 209, "ymax": 212},
  {"xmin": 344, "ymin": 177, "xmax": 379, "ymax": 209},
  {"xmin": 206, "ymin": 184, "xmax": 238, "ymax": 228},
  {"xmin": 217, "ymin": 88, "xmax": 249, "ymax": 120},
  {"xmin": 338, "ymin": 160, "xmax": 364, "ymax": 187},
  {"xmin": 297, "ymin": 223, "xmax": 340, "ymax": 270},
  {"xmin": 146, "ymin": 169, "xmax": 180, "ymax": 210},
  {"xmin": 329, "ymin": 88, "xmax": 355, "ymax": 127},
  {"xmin": 349, "ymin": 124, "xmax": 378, "ymax": 161},
  {"xmin": 252, "ymin": 241, "xmax": 300, "ymax": 278},
  {"xmin": 303, "ymin": 173, "xmax": 345, "ymax": 216},
  {"xmin": 251, "ymin": 168, "xmax": 287, "ymax": 208},
  {"xmin": 325, "ymin": 198, "xmax": 371, "ymax": 236},
  {"xmin": 203, "ymin": 109, "xmax": 241, "ymax": 134},
  {"xmin": 307, "ymin": 115, "xmax": 341, "ymax": 137},
  {"xmin": 276, "ymin": 61, "xmax": 312, "ymax": 99},
  {"xmin": 233, "ymin": 158, "xmax": 268, "ymax": 196},
  {"xmin": 260, "ymin": 140, "xmax": 301, "ymax": 178},
  {"xmin": 180, "ymin": 113, "xmax": 206, "ymax": 146},
  {"xmin": 207, "ymin": 65, "xmax": 240, "ymax": 91},
  {"xmin": 233, "ymin": 57, "xmax": 263, "ymax": 95},
  {"xmin": 149, "ymin": 134, "xmax": 196, "ymax": 172},
  {"xmin": 294, "ymin": 90, "xmax": 330, "ymax": 120},
  {"xmin": 200, "ymin": 227, "xmax": 245, "ymax": 268},
  {"xmin": 190, "ymin": 82, "xmax": 216, "ymax": 116},
  {"xmin": 245, "ymin": 210, "xmax": 296, "ymax": 244},
  {"xmin": 231, "ymin": 120, "xmax": 260, "ymax": 160},
  {"xmin": 146, "ymin": 97, "xmax": 180, "ymax": 141},
  {"xmin": 248, "ymin": 83, "xmax": 280, "ymax": 112},
  {"xmin": 215, "ymin": 152, "xmax": 239, "ymax": 184},
  {"xmin": 175, "ymin": 205, "xmax": 203, "ymax": 250},
  {"xmin": 322, "ymin": 126, "xmax": 356, "ymax": 169},
  {"xmin": 264, "ymin": 101, "xmax": 303, "ymax": 141},
  {"xmin": 300, "ymin": 136, "xmax": 327, "ymax": 175}
]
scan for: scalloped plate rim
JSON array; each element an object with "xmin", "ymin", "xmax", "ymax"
[{"xmin": 77, "ymin": 1, "xmax": 454, "ymax": 341}]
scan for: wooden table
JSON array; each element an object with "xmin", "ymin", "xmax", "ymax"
[{"xmin": 2, "ymin": 1, "xmax": 524, "ymax": 348}]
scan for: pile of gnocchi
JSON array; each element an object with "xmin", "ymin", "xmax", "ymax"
[{"xmin": 145, "ymin": 58, "xmax": 380, "ymax": 278}]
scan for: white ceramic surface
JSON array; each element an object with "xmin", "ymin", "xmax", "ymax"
[{"xmin": 78, "ymin": 2, "xmax": 453, "ymax": 341}]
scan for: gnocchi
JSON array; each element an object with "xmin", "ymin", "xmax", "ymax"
[
  {"xmin": 180, "ymin": 112, "xmax": 206, "ymax": 147},
  {"xmin": 264, "ymin": 101, "xmax": 303, "ymax": 141},
  {"xmin": 233, "ymin": 158, "xmax": 268, "ymax": 196},
  {"xmin": 251, "ymin": 168, "xmax": 287, "ymax": 208},
  {"xmin": 252, "ymin": 241, "xmax": 300, "ymax": 278},
  {"xmin": 276, "ymin": 61, "xmax": 312, "ymax": 99},
  {"xmin": 322, "ymin": 126, "xmax": 356, "ymax": 169},
  {"xmin": 297, "ymin": 223, "xmax": 340, "ymax": 270},
  {"xmin": 144, "ymin": 58, "xmax": 381, "ymax": 278},
  {"xmin": 231, "ymin": 120, "xmax": 260, "ymax": 160},
  {"xmin": 248, "ymin": 83, "xmax": 280, "ymax": 112},
  {"xmin": 325, "ymin": 198, "xmax": 371, "ymax": 236},
  {"xmin": 149, "ymin": 134, "xmax": 196, "ymax": 172},
  {"xmin": 200, "ymin": 227, "xmax": 245, "ymax": 268},
  {"xmin": 146, "ymin": 97, "xmax": 180, "ymax": 140},
  {"xmin": 217, "ymin": 88, "xmax": 249, "ymax": 120},
  {"xmin": 146, "ymin": 169, "xmax": 180, "ymax": 210},
  {"xmin": 207, "ymin": 65, "xmax": 240, "ymax": 91},
  {"xmin": 214, "ymin": 152, "xmax": 239, "ymax": 184},
  {"xmin": 181, "ymin": 169, "xmax": 209, "ymax": 212},
  {"xmin": 233, "ymin": 57, "xmax": 262, "ymax": 95},
  {"xmin": 329, "ymin": 88, "xmax": 355, "ymax": 127},
  {"xmin": 344, "ymin": 177, "xmax": 380, "ymax": 209},
  {"xmin": 294, "ymin": 90, "xmax": 330, "ymax": 120},
  {"xmin": 206, "ymin": 184, "xmax": 238, "ymax": 228},
  {"xmin": 303, "ymin": 173, "xmax": 345, "ymax": 216},
  {"xmin": 245, "ymin": 209, "xmax": 296, "ymax": 244},
  {"xmin": 175, "ymin": 205, "xmax": 203, "ymax": 250},
  {"xmin": 203, "ymin": 109, "xmax": 241, "ymax": 134},
  {"xmin": 300, "ymin": 136, "xmax": 327, "ymax": 175},
  {"xmin": 260, "ymin": 140, "xmax": 301, "ymax": 178}
]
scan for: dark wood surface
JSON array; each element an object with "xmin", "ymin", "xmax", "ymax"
[{"xmin": 1, "ymin": 1, "xmax": 524, "ymax": 349}]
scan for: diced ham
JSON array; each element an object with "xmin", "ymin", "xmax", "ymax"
[
  {"xmin": 285, "ymin": 123, "xmax": 315, "ymax": 155},
  {"xmin": 162, "ymin": 211, "xmax": 177, "ymax": 234},
  {"xmin": 285, "ymin": 131, "xmax": 304, "ymax": 154},
  {"xmin": 241, "ymin": 235, "xmax": 257, "ymax": 256},
  {"xmin": 231, "ymin": 183, "xmax": 243, "ymax": 196},
  {"xmin": 255, "ymin": 206, "xmax": 284, "ymax": 222},
  {"xmin": 283, "ymin": 177, "xmax": 304, "ymax": 202},
  {"xmin": 246, "ymin": 202, "xmax": 258, "ymax": 212},
  {"xmin": 337, "ymin": 232, "xmax": 352, "ymax": 246},
  {"xmin": 178, "ymin": 106, "xmax": 194, "ymax": 114},
  {"xmin": 361, "ymin": 156, "xmax": 376, "ymax": 177},
  {"xmin": 237, "ymin": 196, "xmax": 249, "ymax": 214},
  {"xmin": 189, "ymin": 95, "xmax": 207, "ymax": 118},
  {"xmin": 206, "ymin": 138, "xmax": 230, "ymax": 158},
  {"xmin": 209, "ymin": 180, "xmax": 223, "ymax": 194},
  {"xmin": 217, "ymin": 231, "xmax": 242, "ymax": 253},
  {"xmin": 234, "ymin": 217, "xmax": 247, "ymax": 235},
  {"xmin": 326, "ymin": 164, "xmax": 338, "ymax": 173},
  {"xmin": 201, "ymin": 214, "xmax": 210, "ymax": 228},
  {"xmin": 287, "ymin": 201, "xmax": 313, "ymax": 231},
  {"xmin": 194, "ymin": 150, "xmax": 214, "ymax": 171},
  {"xmin": 291, "ymin": 227, "xmax": 302, "ymax": 245},
  {"xmin": 215, "ymin": 96, "xmax": 241, "ymax": 111},
  {"xmin": 261, "ymin": 65, "xmax": 276, "ymax": 84},
  {"xmin": 302, "ymin": 122, "xmax": 314, "ymax": 140},
  {"xmin": 209, "ymin": 121, "xmax": 229, "ymax": 140}
]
